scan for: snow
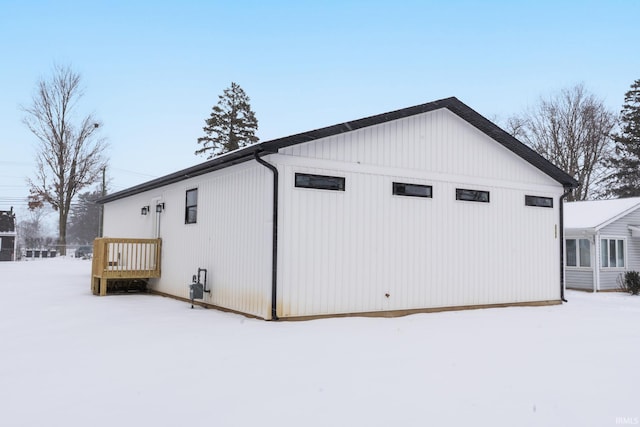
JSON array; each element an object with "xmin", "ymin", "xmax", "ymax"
[
  {"xmin": 1, "ymin": 259, "xmax": 639, "ymax": 427},
  {"xmin": 564, "ymin": 197, "xmax": 640, "ymax": 230}
]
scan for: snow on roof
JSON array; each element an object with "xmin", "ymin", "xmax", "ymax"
[{"xmin": 564, "ymin": 197, "xmax": 640, "ymax": 230}]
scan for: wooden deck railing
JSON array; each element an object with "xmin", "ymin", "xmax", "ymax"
[{"xmin": 91, "ymin": 238, "xmax": 162, "ymax": 295}]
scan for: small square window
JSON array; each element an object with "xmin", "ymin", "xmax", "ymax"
[
  {"xmin": 456, "ymin": 188, "xmax": 489, "ymax": 203},
  {"xmin": 295, "ymin": 173, "xmax": 345, "ymax": 191},
  {"xmin": 393, "ymin": 182, "xmax": 432, "ymax": 198},
  {"xmin": 185, "ymin": 188, "xmax": 197, "ymax": 224},
  {"xmin": 525, "ymin": 195, "xmax": 553, "ymax": 208}
]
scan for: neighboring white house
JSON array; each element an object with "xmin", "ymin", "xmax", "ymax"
[
  {"xmin": 564, "ymin": 197, "xmax": 640, "ymax": 292},
  {"xmin": 99, "ymin": 97, "xmax": 578, "ymax": 320}
]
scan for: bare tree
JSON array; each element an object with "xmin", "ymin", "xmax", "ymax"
[
  {"xmin": 22, "ymin": 64, "xmax": 107, "ymax": 255},
  {"xmin": 507, "ymin": 84, "xmax": 617, "ymax": 201}
]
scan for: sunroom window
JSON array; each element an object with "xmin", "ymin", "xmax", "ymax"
[
  {"xmin": 566, "ymin": 238, "xmax": 590, "ymax": 267},
  {"xmin": 600, "ymin": 238, "xmax": 625, "ymax": 268}
]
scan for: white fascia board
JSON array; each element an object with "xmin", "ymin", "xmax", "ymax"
[
  {"xmin": 595, "ymin": 203, "xmax": 640, "ymax": 231},
  {"xmin": 564, "ymin": 228, "xmax": 595, "ymax": 236}
]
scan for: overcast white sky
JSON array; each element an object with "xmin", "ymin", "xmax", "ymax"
[{"xmin": 1, "ymin": 0, "xmax": 638, "ymax": 219}]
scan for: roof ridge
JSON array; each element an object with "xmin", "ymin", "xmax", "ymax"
[{"xmin": 100, "ymin": 97, "xmax": 578, "ymax": 204}]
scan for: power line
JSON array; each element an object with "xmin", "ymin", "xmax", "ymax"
[
  {"xmin": 0, "ymin": 197, "xmax": 29, "ymax": 202},
  {"xmin": 0, "ymin": 161, "xmax": 32, "ymax": 166},
  {"xmin": 110, "ymin": 167, "xmax": 158, "ymax": 179}
]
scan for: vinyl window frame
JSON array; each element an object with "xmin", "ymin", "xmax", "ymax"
[
  {"xmin": 600, "ymin": 237, "xmax": 626, "ymax": 269},
  {"xmin": 565, "ymin": 238, "xmax": 591, "ymax": 268}
]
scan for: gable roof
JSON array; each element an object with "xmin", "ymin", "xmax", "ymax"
[
  {"xmin": 0, "ymin": 210, "xmax": 16, "ymax": 233},
  {"xmin": 100, "ymin": 97, "xmax": 578, "ymax": 204},
  {"xmin": 564, "ymin": 197, "xmax": 640, "ymax": 231}
]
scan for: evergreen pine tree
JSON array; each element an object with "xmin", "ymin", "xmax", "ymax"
[
  {"xmin": 67, "ymin": 189, "xmax": 102, "ymax": 244},
  {"xmin": 195, "ymin": 82, "xmax": 259, "ymax": 159},
  {"xmin": 608, "ymin": 79, "xmax": 640, "ymax": 197}
]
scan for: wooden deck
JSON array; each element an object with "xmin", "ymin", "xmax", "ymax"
[{"xmin": 91, "ymin": 238, "xmax": 162, "ymax": 295}]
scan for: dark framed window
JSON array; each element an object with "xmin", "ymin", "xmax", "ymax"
[
  {"xmin": 393, "ymin": 182, "xmax": 432, "ymax": 198},
  {"xmin": 295, "ymin": 173, "xmax": 345, "ymax": 191},
  {"xmin": 525, "ymin": 195, "xmax": 553, "ymax": 208},
  {"xmin": 185, "ymin": 188, "xmax": 198, "ymax": 224},
  {"xmin": 456, "ymin": 188, "xmax": 489, "ymax": 203}
]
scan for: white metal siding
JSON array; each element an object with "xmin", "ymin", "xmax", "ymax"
[
  {"xmin": 103, "ymin": 106, "xmax": 565, "ymax": 319},
  {"xmin": 277, "ymin": 163, "xmax": 562, "ymax": 318},
  {"xmin": 103, "ymin": 197, "xmax": 157, "ymax": 238},
  {"xmin": 280, "ymin": 109, "xmax": 559, "ymax": 188},
  {"xmin": 272, "ymin": 108, "xmax": 563, "ymax": 317},
  {"xmin": 104, "ymin": 162, "xmax": 273, "ymax": 318}
]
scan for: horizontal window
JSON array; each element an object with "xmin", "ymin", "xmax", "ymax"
[
  {"xmin": 393, "ymin": 182, "xmax": 432, "ymax": 198},
  {"xmin": 526, "ymin": 195, "xmax": 553, "ymax": 208},
  {"xmin": 295, "ymin": 173, "xmax": 345, "ymax": 191},
  {"xmin": 456, "ymin": 188, "xmax": 489, "ymax": 203}
]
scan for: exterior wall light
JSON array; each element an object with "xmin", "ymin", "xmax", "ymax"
[
  {"xmin": 156, "ymin": 203, "xmax": 165, "ymax": 213},
  {"xmin": 141, "ymin": 206, "xmax": 150, "ymax": 215}
]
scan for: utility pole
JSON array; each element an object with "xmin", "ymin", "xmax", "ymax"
[{"xmin": 98, "ymin": 166, "xmax": 105, "ymax": 237}]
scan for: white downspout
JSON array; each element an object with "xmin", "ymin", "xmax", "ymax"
[{"xmin": 594, "ymin": 232, "xmax": 600, "ymax": 292}]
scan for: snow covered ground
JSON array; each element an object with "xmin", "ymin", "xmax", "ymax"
[{"xmin": 1, "ymin": 258, "xmax": 639, "ymax": 427}]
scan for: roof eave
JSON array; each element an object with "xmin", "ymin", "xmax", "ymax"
[
  {"xmin": 564, "ymin": 227, "xmax": 597, "ymax": 235},
  {"xmin": 441, "ymin": 100, "xmax": 579, "ymax": 189},
  {"xmin": 98, "ymin": 145, "xmax": 264, "ymax": 204},
  {"xmin": 593, "ymin": 202, "xmax": 640, "ymax": 231}
]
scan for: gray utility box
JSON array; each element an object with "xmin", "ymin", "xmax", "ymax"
[{"xmin": 190, "ymin": 282, "xmax": 204, "ymax": 300}]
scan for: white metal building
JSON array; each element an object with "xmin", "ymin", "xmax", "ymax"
[
  {"xmin": 100, "ymin": 97, "xmax": 578, "ymax": 320},
  {"xmin": 564, "ymin": 197, "xmax": 640, "ymax": 291}
]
